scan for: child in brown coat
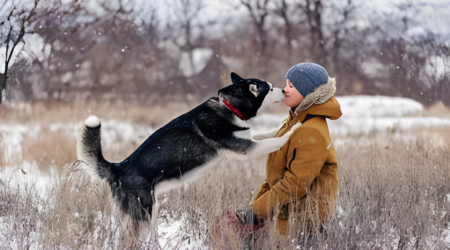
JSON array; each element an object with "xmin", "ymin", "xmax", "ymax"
[{"xmin": 245, "ymin": 62, "xmax": 342, "ymax": 235}]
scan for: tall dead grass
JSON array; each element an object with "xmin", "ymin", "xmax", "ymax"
[
  {"xmin": 0, "ymin": 139, "xmax": 449, "ymax": 249},
  {"xmin": 160, "ymin": 141, "xmax": 450, "ymax": 249}
]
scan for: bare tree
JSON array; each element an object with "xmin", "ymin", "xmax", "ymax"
[
  {"xmin": 240, "ymin": 0, "xmax": 269, "ymax": 57},
  {"xmin": 0, "ymin": 0, "xmax": 39, "ymax": 104},
  {"xmin": 0, "ymin": 0, "xmax": 446, "ymax": 107},
  {"xmin": 297, "ymin": 0, "xmax": 327, "ymax": 65},
  {"xmin": 168, "ymin": 0, "xmax": 206, "ymax": 75},
  {"xmin": 329, "ymin": 0, "xmax": 355, "ymax": 65},
  {"xmin": 272, "ymin": 0, "xmax": 292, "ymax": 55}
]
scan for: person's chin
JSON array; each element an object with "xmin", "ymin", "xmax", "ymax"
[{"xmin": 283, "ymin": 100, "xmax": 293, "ymax": 108}]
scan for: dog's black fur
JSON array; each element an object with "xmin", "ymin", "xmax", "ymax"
[{"xmin": 77, "ymin": 72, "xmax": 292, "ymax": 229}]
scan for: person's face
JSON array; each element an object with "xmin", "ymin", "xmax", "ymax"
[{"xmin": 283, "ymin": 79, "xmax": 304, "ymax": 108}]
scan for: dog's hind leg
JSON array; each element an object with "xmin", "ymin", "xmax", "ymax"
[
  {"xmin": 136, "ymin": 197, "xmax": 159, "ymax": 244},
  {"xmin": 138, "ymin": 194, "xmax": 160, "ymax": 245},
  {"xmin": 150, "ymin": 197, "xmax": 159, "ymax": 229}
]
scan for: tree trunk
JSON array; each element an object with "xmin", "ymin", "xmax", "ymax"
[
  {"xmin": 282, "ymin": 14, "xmax": 292, "ymax": 55},
  {"xmin": 0, "ymin": 63, "xmax": 9, "ymax": 104}
]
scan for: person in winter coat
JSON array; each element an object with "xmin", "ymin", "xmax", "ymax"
[{"xmin": 242, "ymin": 62, "xmax": 342, "ymax": 235}]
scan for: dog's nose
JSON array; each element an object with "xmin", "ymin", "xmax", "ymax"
[{"xmin": 282, "ymin": 89, "xmax": 286, "ymax": 94}]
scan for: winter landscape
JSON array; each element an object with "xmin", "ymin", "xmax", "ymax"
[{"xmin": 1, "ymin": 0, "xmax": 450, "ymax": 249}]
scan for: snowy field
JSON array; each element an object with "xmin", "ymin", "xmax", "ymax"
[
  {"xmin": 0, "ymin": 96, "xmax": 450, "ymax": 249},
  {"xmin": 1, "ymin": 95, "xmax": 448, "ymax": 171},
  {"xmin": 250, "ymin": 95, "xmax": 450, "ymax": 135},
  {"xmin": 251, "ymin": 96, "xmax": 450, "ymax": 145}
]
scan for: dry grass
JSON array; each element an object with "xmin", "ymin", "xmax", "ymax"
[
  {"xmin": 1, "ymin": 140, "xmax": 449, "ymax": 249},
  {"xmin": 0, "ymin": 99, "xmax": 194, "ymax": 128},
  {"xmin": 21, "ymin": 129, "xmax": 77, "ymax": 172},
  {"xmin": 159, "ymin": 141, "xmax": 450, "ymax": 249},
  {"xmin": 1, "ymin": 99, "xmax": 194, "ymax": 170},
  {"xmin": 1, "ymin": 101, "xmax": 450, "ymax": 249}
]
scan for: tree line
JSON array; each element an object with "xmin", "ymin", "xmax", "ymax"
[{"xmin": 0, "ymin": 0, "xmax": 449, "ymax": 106}]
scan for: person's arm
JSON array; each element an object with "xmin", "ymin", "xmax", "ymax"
[
  {"xmin": 253, "ymin": 180, "xmax": 270, "ymax": 201},
  {"xmin": 252, "ymin": 127, "xmax": 328, "ymax": 218}
]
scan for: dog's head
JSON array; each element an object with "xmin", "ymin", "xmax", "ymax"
[{"xmin": 218, "ymin": 72, "xmax": 284, "ymax": 120}]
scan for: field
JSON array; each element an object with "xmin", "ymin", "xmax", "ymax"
[{"xmin": 1, "ymin": 99, "xmax": 450, "ymax": 249}]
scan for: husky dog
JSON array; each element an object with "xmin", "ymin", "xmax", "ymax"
[{"xmin": 77, "ymin": 72, "xmax": 299, "ymax": 229}]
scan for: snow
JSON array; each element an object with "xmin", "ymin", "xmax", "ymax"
[
  {"xmin": 155, "ymin": 210, "xmax": 207, "ymax": 249},
  {"xmin": 331, "ymin": 96, "xmax": 450, "ymax": 136},
  {"xmin": 330, "ymin": 116, "xmax": 450, "ymax": 136},
  {"xmin": 100, "ymin": 120, "xmax": 154, "ymax": 146},
  {"xmin": 43, "ymin": 120, "xmax": 153, "ymax": 147},
  {"xmin": 0, "ymin": 124, "xmax": 39, "ymax": 166},
  {"xmin": 158, "ymin": 219, "xmax": 184, "ymax": 248},
  {"xmin": 336, "ymin": 96, "xmax": 423, "ymax": 118},
  {"xmin": 179, "ymin": 48, "xmax": 214, "ymax": 77},
  {"xmin": 0, "ymin": 161, "xmax": 56, "ymax": 199},
  {"xmin": 251, "ymin": 95, "xmax": 450, "ymax": 137},
  {"xmin": 0, "ymin": 119, "xmax": 153, "ymax": 191}
]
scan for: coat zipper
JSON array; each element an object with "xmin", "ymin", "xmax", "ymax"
[{"xmin": 288, "ymin": 148, "xmax": 297, "ymax": 170}]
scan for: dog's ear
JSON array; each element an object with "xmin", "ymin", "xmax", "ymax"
[
  {"xmin": 231, "ymin": 72, "xmax": 244, "ymax": 85},
  {"xmin": 249, "ymin": 84, "xmax": 259, "ymax": 97}
]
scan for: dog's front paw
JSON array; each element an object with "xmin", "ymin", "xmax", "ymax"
[
  {"xmin": 290, "ymin": 122, "xmax": 301, "ymax": 132},
  {"xmin": 283, "ymin": 122, "xmax": 301, "ymax": 137}
]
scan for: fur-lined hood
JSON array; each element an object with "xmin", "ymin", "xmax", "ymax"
[{"xmin": 289, "ymin": 77, "xmax": 341, "ymax": 122}]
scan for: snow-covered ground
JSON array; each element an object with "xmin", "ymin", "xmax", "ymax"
[
  {"xmin": 0, "ymin": 120, "xmax": 154, "ymax": 167},
  {"xmin": 250, "ymin": 95, "xmax": 450, "ymax": 137},
  {"xmin": 157, "ymin": 210, "xmax": 207, "ymax": 249},
  {"xmin": 331, "ymin": 96, "xmax": 450, "ymax": 136}
]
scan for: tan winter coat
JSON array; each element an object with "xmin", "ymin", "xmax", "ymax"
[{"xmin": 251, "ymin": 78, "xmax": 342, "ymax": 234}]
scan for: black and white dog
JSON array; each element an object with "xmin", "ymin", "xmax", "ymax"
[{"xmin": 77, "ymin": 72, "xmax": 299, "ymax": 229}]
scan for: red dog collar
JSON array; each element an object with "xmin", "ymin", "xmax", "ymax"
[{"xmin": 222, "ymin": 97, "xmax": 246, "ymax": 121}]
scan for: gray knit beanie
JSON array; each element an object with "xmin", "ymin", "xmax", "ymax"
[{"xmin": 285, "ymin": 62, "xmax": 329, "ymax": 97}]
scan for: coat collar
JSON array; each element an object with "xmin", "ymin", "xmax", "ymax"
[
  {"xmin": 288, "ymin": 96, "xmax": 342, "ymax": 123},
  {"xmin": 285, "ymin": 76, "xmax": 341, "ymax": 123}
]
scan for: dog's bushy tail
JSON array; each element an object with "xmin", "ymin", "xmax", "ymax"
[
  {"xmin": 77, "ymin": 115, "xmax": 115, "ymax": 181},
  {"xmin": 77, "ymin": 116, "xmax": 152, "ymax": 233}
]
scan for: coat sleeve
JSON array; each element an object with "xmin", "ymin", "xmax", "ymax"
[
  {"xmin": 252, "ymin": 127, "xmax": 328, "ymax": 217},
  {"xmin": 254, "ymin": 180, "xmax": 270, "ymax": 201}
]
